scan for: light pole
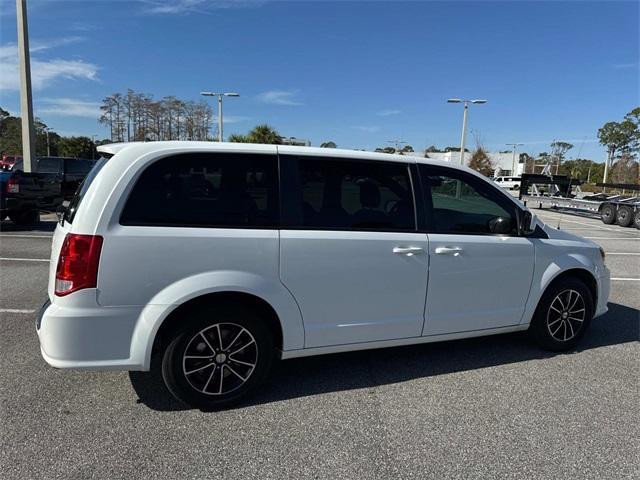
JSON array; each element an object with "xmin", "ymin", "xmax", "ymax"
[
  {"xmin": 45, "ymin": 127, "xmax": 51, "ymax": 156},
  {"xmin": 200, "ymin": 92, "xmax": 240, "ymax": 142},
  {"xmin": 506, "ymin": 143, "xmax": 524, "ymax": 176},
  {"xmin": 447, "ymin": 98, "xmax": 487, "ymax": 165},
  {"xmin": 16, "ymin": 0, "xmax": 35, "ymax": 172}
]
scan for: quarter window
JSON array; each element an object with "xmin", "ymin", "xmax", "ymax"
[
  {"xmin": 283, "ymin": 157, "xmax": 415, "ymax": 231},
  {"xmin": 120, "ymin": 153, "xmax": 278, "ymax": 228},
  {"xmin": 420, "ymin": 166, "xmax": 517, "ymax": 235}
]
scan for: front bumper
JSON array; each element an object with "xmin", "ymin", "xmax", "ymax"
[{"xmin": 595, "ymin": 267, "xmax": 611, "ymax": 318}]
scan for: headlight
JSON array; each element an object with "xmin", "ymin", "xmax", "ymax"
[{"xmin": 599, "ymin": 246, "xmax": 606, "ymax": 263}]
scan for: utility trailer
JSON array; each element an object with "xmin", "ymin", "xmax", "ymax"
[{"xmin": 518, "ymin": 174, "xmax": 640, "ymax": 229}]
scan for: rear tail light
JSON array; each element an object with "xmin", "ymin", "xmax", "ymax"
[
  {"xmin": 6, "ymin": 177, "xmax": 19, "ymax": 193},
  {"xmin": 55, "ymin": 234, "xmax": 103, "ymax": 296}
]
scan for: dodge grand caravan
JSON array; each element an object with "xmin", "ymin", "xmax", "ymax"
[{"xmin": 37, "ymin": 142, "xmax": 610, "ymax": 409}]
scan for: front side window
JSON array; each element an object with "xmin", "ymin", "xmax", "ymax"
[
  {"xmin": 283, "ymin": 156, "xmax": 415, "ymax": 231},
  {"xmin": 420, "ymin": 166, "xmax": 517, "ymax": 235},
  {"xmin": 121, "ymin": 153, "xmax": 278, "ymax": 228}
]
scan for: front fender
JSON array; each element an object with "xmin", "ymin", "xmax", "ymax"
[
  {"xmin": 128, "ymin": 270, "xmax": 304, "ymax": 370},
  {"xmin": 521, "ymin": 251, "xmax": 597, "ymax": 325}
]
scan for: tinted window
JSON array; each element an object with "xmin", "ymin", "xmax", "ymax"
[
  {"xmin": 64, "ymin": 157, "xmax": 109, "ymax": 224},
  {"xmin": 121, "ymin": 153, "xmax": 278, "ymax": 228},
  {"xmin": 420, "ymin": 166, "xmax": 517, "ymax": 235},
  {"xmin": 36, "ymin": 157, "xmax": 62, "ymax": 173},
  {"xmin": 66, "ymin": 159, "xmax": 92, "ymax": 175},
  {"xmin": 284, "ymin": 157, "xmax": 415, "ymax": 231}
]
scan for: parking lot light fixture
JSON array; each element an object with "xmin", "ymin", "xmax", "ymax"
[
  {"xmin": 447, "ymin": 98, "xmax": 488, "ymax": 164},
  {"xmin": 200, "ymin": 91, "xmax": 240, "ymax": 142}
]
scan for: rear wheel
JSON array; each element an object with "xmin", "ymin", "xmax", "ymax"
[
  {"xmin": 616, "ymin": 205, "xmax": 633, "ymax": 227},
  {"xmin": 634, "ymin": 209, "xmax": 640, "ymax": 230},
  {"xmin": 161, "ymin": 306, "xmax": 274, "ymax": 410},
  {"xmin": 529, "ymin": 277, "xmax": 593, "ymax": 351},
  {"xmin": 600, "ymin": 204, "xmax": 615, "ymax": 224}
]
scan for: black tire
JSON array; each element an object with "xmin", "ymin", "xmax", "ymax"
[
  {"xmin": 9, "ymin": 209, "xmax": 39, "ymax": 225},
  {"xmin": 600, "ymin": 204, "xmax": 615, "ymax": 224},
  {"xmin": 616, "ymin": 205, "xmax": 634, "ymax": 227},
  {"xmin": 634, "ymin": 209, "xmax": 640, "ymax": 230},
  {"xmin": 529, "ymin": 277, "xmax": 593, "ymax": 351},
  {"xmin": 161, "ymin": 305, "xmax": 274, "ymax": 410}
]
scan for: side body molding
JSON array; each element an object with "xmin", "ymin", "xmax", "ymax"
[{"xmin": 128, "ymin": 270, "xmax": 305, "ymax": 370}]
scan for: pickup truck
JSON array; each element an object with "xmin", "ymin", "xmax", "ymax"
[{"xmin": 0, "ymin": 156, "xmax": 94, "ymax": 224}]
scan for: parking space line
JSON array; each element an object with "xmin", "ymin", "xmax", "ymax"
[
  {"xmin": 605, "ymin": 252, "xmax": 640, "ymax": 255},
  {"xmin": 585, "ymin": 237, "xmax": 640, "ymax": 240},
  {"xmin": 0, "ymin": 308, "xmax": 36, "ymax": 314},
  {"xmin": 0, "ymin": 257, "xmax": 49, "ymax": 262},
  {"xmin": 537, "ymin": 211, "xmax": 639, "ymax": 234},
  {"xmin": 0, "ymin": 234, "xmax": 53, "ymax": 239},
  {"xmin": 611, "ymin": 278, "xmax": 640, "ymax": 281}
]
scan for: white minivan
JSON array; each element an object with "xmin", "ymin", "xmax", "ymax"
[
  {"xmin": 493, "ymin": 176, "xmax": 522, "ymax": 190},
  {"xmin": 37, "ymin": 142, "xmax": 610, "ymax": 409}
]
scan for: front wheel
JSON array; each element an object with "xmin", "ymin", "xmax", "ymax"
[
  {"xmin": 529, "ymin": 278, "xmax": 593, "ymax": 351},
  {"xmin": 634, "ymin": 209, "xmax": 640, "ymax": 230},
  {"xmin": 161, "ymin": 306, "xmax": 274, "ymax": 410}
]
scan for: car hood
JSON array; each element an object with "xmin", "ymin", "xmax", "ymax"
[{"xmin": 541, "ymin": 221, "xmax": 598, "ymax": 246}]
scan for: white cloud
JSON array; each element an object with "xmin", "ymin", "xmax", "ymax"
[
  {"xmin": 256, "ymin": 90, "xmax": 304, "ymax": 106},
  {"xmin": 213, "ymin": 115, "xmax": 250, "ymax": 124},
  {"xmin": 0, "ymin": 37, "xmax": 98, "ymax": 91},
  {"xmin": 352, "ymin": 125, "xmax": 380, "ymax": 133},
  {"xmin": 38, "ymin": 98, "xmax": 101, "ymax": 118},
  {"xmin": 612, "ymin": 62, "xmax": 637, "ymax": 69},
  {"xmin": 377, "ymin": 109, "xmax": 402, "ymax": 117},
  {"xmin": 140, "ymin": 0, "xmax": 265, "ymax": 15}
]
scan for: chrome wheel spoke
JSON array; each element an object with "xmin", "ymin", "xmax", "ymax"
[
  {"xmin": 551, "ymin": 322, "xmax": 563, "ymax": 337},
  {"xmin": 230, "ymin": 339, "xmax": 255, "ymax": 356},
  {"xmin": 202, "ymin": 364, "xmax": 217, "ymax": 392},
  {"xmin": 226, "ymin": 364, "xmax": 247, "ymax": 382},
  {"xmin": 548, "ymin": 317, "xmax": 562, "ymax": 327},
  {"xmin": 570, "ymin": 308, "xmax": 585, "ymax": 316},
  {"xmin": 566, "ymin": 319, "xmax": 575, "ymax": 338},
  {"xmin": 215, "ymin": 324, "xmax": 224, "ymax": 350},
  {"xmin": 225, "ymin": 328, "xmax": 245, "ymax": 351},
  {"xmin": 185, "ymin": 362, "xmax": 214, "ymax": 375},
  {"xmin": 229, "ymin": 357, "xmax": 255, "ymax": 368},
  {"xmin": 547, "ymin": 289, "xmax": 585, "ymax": 342},
  {"xmin": 199, "ymin": 333, "xmax": 215, "ymax": 353}
]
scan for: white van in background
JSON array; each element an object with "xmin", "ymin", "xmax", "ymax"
[{"xmin": 493, "ymin": 176, "xmax": 522, "ymax": 190}]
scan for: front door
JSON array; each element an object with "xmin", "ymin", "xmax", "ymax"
[
  {"xmin": 279, "ymin": 154, "xmax": 428, "ymax": 348},
  {"xmin": 419, "ymin": 165, "xmax": 535, "ymax": 336}
]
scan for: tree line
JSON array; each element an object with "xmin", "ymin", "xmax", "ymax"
[
  {"xmin": 0, "ymin": 107, "xmax": 101, "ymax": 159},
  {"xmin": 99, "ymin": 90, "xmax": 214, "ymax": 142}
]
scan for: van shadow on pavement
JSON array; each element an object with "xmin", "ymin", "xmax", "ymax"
[{"xmin": 129, "ymin": 302, "xmax": 639, "ymax": 412}]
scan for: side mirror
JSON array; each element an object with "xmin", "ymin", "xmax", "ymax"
[
  {"xmin": 520, "ymin": 210, "xmax": 537, "ymax": 235},
  {"xmin": 488, "ymin": 216, "xmax": 513, "ymax": 234}
]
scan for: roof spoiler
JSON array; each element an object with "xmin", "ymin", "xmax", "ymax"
[{"xmin": 96, "ymin": 142, "xmax": 142, "ymax": 157}]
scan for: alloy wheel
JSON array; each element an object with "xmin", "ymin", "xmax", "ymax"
[
  {"xmin": 546, "ymin": 289, "xmax": 586, "ymax": 342},
  {"xmin": 182, "ymin": 322, "xmax": 258, "ymax": 395}
]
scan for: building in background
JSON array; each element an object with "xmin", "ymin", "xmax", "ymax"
[
  {"xmin": 418, "ymin": 150, "xmax": 527, "ymax": 177},
  {"xmin": 279, "ymin": 136, "xmax": 311, "ymax": 147}
]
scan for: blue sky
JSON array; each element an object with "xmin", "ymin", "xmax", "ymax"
[{"xmin": 0, "ymin": 0, "xmax": 638, "ymax": 160}]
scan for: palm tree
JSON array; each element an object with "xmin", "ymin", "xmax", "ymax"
[
  {"xmin": 247, "ymin": 124, "xmax": 281, "ymax": 144},
  {"xmin": 228, "ymin": 133, "xmax": 248, "ymax": 143},
  {"xmin": 320, "ymin": 141, "xmax": 337, "ymax": 148}
]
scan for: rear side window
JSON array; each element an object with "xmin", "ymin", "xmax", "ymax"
[
  {"xmin": 120, "ymin": 153, "xmax": 279, "ymax": 228},
  {"xmin": 281, "ymin": 156, "xmax": 415, "ymax": 231}
]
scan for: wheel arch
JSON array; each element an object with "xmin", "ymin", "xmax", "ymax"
[
  {"xmin": 152, "ymin": 291, "xmax": 284, "ymax": 356},
  {"xmin": 543, "ymin": 268, "xmax": 598, "ymax": 309}
]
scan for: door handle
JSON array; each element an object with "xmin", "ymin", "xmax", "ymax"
[
  {"xmin": 393, "ymin": 246, "xmax": 424, "ymax": 256},
  {"xmin": 435, "ymin": 246, "xmax": 463, "ymax": 256}
]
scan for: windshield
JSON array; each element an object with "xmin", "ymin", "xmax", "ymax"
[{"xmin": 62, "ymin": 156, "xmax": 109, "ymax": 224}]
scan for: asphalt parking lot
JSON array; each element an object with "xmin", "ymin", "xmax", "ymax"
[{"xmin": 1, "ymin": 210, "xmax": 638, "ymax": 479}]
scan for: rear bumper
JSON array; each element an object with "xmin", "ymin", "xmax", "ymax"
[{"xmin": 36, "ymin": 297, "xmax": 145, "ymax": 371}]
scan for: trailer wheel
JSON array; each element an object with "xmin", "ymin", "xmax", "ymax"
[
  {"xmin": 616, "ymin": 206, "xmax": 633, "ymax": 227},
  {"xmin": 600, "ymin": 204, "xmax": 615, "ymax": 224},
  {"xmin": 633, "ymin": 209, "xmax": 640, "ymax": 230}
]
